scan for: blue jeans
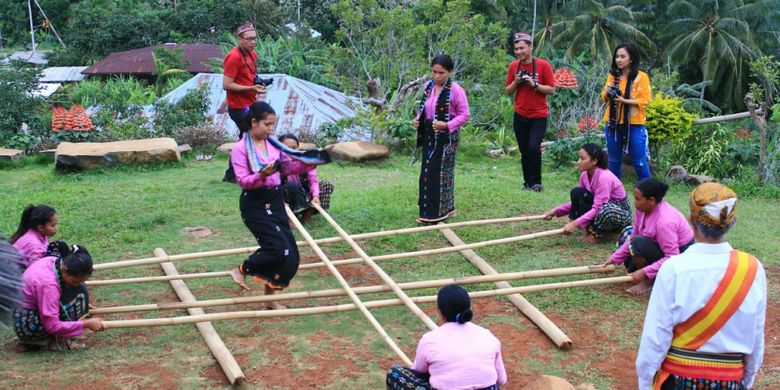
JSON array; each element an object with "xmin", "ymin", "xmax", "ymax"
[{"xmin": 605, "ymin": 124, "xmax": 651, "ymax": 180}]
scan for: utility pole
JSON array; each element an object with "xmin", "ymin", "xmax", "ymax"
[
  {"xmin": 28, "ymin": 0, "xmax": 36, "ymax": 52},
  {"xmin": 33, "ymin": 0, "xmax": 66, "ymax": 48}
]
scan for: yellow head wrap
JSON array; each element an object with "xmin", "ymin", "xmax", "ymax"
[{"xmin": 688, "ymin": 183, "xmax": 738, "ymax": 228}]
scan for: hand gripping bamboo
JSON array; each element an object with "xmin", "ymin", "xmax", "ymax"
[
  {"xmin": 285, "ymin": 206, "xmax": 413, "ymax": 366},
  {"xmin": 440, "ymin": 227, "xmax": 573, "ymax": 350},
  {"xmin": 311, "ymin": 203, "xmax": 438, "ymax": 331},
  {"xmin": 156, "ymin": 248, "xmax": 244, "ymax": 384}
]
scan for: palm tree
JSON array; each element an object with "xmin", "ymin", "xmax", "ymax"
[
  {"xmin": 548, "ymin": 0, "xmax": 654, "ymax": 60},
  {"xmin": 663, "ymin": 0, "xmax": 769, "ymax": 109}
]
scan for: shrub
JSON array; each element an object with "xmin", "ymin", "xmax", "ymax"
[
  {"xmin": 0, "ymin": 62, "xmax": 48, "ymax": 151},
  {"xmin": 175, "ymin": 123, "xmax": 229, "ymax": 153},
  {"xmin": 545, "ymin": 132, "xmax": 605, "ymax": 170},
  {"xmin": 645, "ymin": 93, "xmax": 697, "ymax": 145},
  {"xmin": 664, "ymin": 124, "xmax": 734, "ymax": 178},
  {"xmin": 152, "ymin": 86, "xmax": 210, "ymax": 138}
]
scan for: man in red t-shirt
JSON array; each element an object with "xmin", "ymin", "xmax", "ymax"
[
  {"xmin": 222, "ymin": 22, "xmax": 267, "ymax": 182},
  {"xmin": 505, "ymin": 32, "xmax": 556, "ymax": 192}
]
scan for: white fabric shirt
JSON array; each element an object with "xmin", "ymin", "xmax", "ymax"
[{"xmin": 636, "ymin": 242, "xmax": 766, "ymax": 390}]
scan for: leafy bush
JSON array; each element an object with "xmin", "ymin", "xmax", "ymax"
[
  {"xmin": 152, "ymin": 86, "xmax": 210, "ymax": 137},
  {"xmin": 664, "ymin": 124, "xmax": 735, "ymax": 178},
  {"xmin": 0, "ymin": 62, "xmax": 48, "ymax": 151},
  {"xmin": 544, "ymin": 132, "xmax": 605, "ymax": 169},
  {"xmin": 645, "ymin": 93, "xmax": 697, "ymax": 145}
]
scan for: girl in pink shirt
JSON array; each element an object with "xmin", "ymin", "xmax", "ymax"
[
  {"xmin": 10, "ymin": 204, "xmax": 58, "ymax": 269},
  {"xmin": 229, "ymin": 102, "xmax": 326, "ymax": 309},
  {"xmin": 387, "ymin": 285, "xmax": 507, "ymax": 390},
  {"xmin": 278, "ymin": 133, "xmax": 335, "ymax": 224},
  {"xmin": 14, "ymin": 245, "xmax": 104, "ymax": 350},
  {"xmin": 604, "ymin": 178, "xmax": 694, "ymax": 295},
  {"xmin": 544, "ymin": 143, "xmax": 632, "ymax": 243}
]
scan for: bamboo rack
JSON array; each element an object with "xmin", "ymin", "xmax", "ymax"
[
  {"xmin": 285, "ymin": 206, "xmax": 413, "ymax": 366},
  {"xmin": 157, "ymin": 248, "xmax": 244, "ymax": 384},
  {"xmin": 311, "ymin": 203, "xmax": 438, "ymax": 331},
  {"xmin": 92, "ymin": 215, "xmax": 546, "ymax": 271},
  {"xmin": 89, "ymin": 225, "xmax": 564, "ymax": 286},
  {"xmin": 91, "ymin": 264, "xmax": 617, "ymax": 315},
  {"xmin": 441, "ymin": 228, "xmax": 572, "ymax": 349},
  {"xmin": 102, "ymin": 276, "xmax": 633, "ymax": 328}
]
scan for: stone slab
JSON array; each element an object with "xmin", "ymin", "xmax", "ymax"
[
  {"xmin": 0, "ymin": 148, "xmax": 24, "ymax": 160},
  {"xmin": 55, "ymin": 138, "xmax": 180, "ymax": 170},
  {"xmin": 324, "ymin": 141, "xmax": 389, "ymax": 163}
]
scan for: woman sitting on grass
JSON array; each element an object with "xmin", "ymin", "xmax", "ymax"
[
  {"xmin": 13, "ymin": 244, "xmax": 104, "ymax": 350},
  {"xmin": 543, "ymin": 143, "xmax": 632, "ymax": 243},
  {"xmin": 278, "ymin": 133, "xmax": 335, "ymax": 223},
  {"xmin": 10, "ymin": 204, "xmax": 59, "ymax": 268},
  {"xmin": 386, "ymin": 285, "xmax": 507, "ymax": 390}
]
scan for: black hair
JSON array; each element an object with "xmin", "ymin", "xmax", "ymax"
[
  {"xmin": 243, "ymin": 101, "xmax": 276, "ymax": 130},
  {"xmin": 437, "ymin": 285, "xmax": 473, "ymax": 324},
  {"xmin": 10, "ymin": 204, "xmax": 56, "ymax": 244},
  {"xmin": 62, "ymin": 244, "xmax": 93, "ymax": 278},
  {"xmin": 278, "ymin": 133, "xmax": 299, "ymax": 145},
  {"xmin": 635, "ymin": 178, "xmax": 669, "ymax": 203},
  {"xmin": 431, "ymin": 54, "xmax": 454, "ymax": 72},
  {"xmin": 692, "ymin": 219, "xmax": 735, "ymax": 241},
  {"xmin": 611, "ymin": 42, "xmax": 640, "ymax": 80},
  {"xmin": 580, "ymin": 143, "xmax": 608, "ymax": 169}
]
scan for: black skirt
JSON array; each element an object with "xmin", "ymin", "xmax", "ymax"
[{"xmin": 239, "ymin": 186, "xmax": 300, "ymax": 289}]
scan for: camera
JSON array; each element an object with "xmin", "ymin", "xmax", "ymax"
[
  {"xmin": 254, "ymin": 75, "xmax": 274, "ymax": 87},
  {"xmin": 516, "ymin": 69, "xmax": 536, "ymax": 85},
  {"xmin": 606, "ymin": 84, "xmax": 622, "ymax": 100}
]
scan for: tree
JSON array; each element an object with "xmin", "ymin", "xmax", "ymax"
[
  {"xmin": 548, "ymin": 0, "xmax": 654, "ymax": 60},
  {"xmin": 662, "ymin": 0, "xmax": 769, "ymax": 109}
]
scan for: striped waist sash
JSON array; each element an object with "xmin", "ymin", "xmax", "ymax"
[{"xmin": 661, "ymin": 347, "xmax": 744, "ymax": 381}]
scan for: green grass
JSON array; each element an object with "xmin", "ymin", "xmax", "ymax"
[{"xmin": 1, "ymin": 152, "xmax": 778, "ymax": 389}]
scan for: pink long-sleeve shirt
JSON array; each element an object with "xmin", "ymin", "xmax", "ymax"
[
  {"xmin": 231, "ymin": 136, "xmax": 317, "ymax": 190},
  {"xmin": 553, "ymin": 167, "xmax": 627, "ymax": 229},
  {"xmin": 610, "ymin": 200, "xmax": 694, "ymax": 279},
  {"xmin": 12, "ymin": 229, "xmax": 49, "ymax": 269},
  {"xmin": 411, "ymin": 322, "xmax": 507, "ymax": 390},
  {"xmin": 20, "ymin": 256, "xmax": 84, "ymax": 337},
  {"xmin": 423, "ymin": 81, "xmax": 471, "ymax": 133},
  {"xmin": 283, "ymin": 169, "xmax": 320, "ymax": 198}
]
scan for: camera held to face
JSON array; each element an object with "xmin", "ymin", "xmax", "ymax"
[
  {"xmin": 254, "ymin": 75, "xmax": 274, "ymax": 87},
  {"xmin": 607, "ymin": 84, "xmax": 622, "ymax": 100}
]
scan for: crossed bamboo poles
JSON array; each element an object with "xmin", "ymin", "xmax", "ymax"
[{"xmin": 91, "ymin": 209, "xmax": 629, "ymax": 378}]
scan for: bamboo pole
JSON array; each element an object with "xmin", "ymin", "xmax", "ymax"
[
  {"xmin": 102, "ymin": 276, "xmax": 632, "ymax": 328},
  {"xmin": 91, "ymin": 265, "xmax": 617, "ymax": 315},
  {"xmin": 311, "ymin": 203, "xmax": 438, "ymax": 331},
  {"xmin": 90, "ymin": 226, "xmax": 564, "ymax": 286},
  {"xmin": 92, "ymin": 215, "xmax": 546, "ymax": 271},
  {"xmin": 156, "ymin": 248, "xmax": 244, "ymax": 384},
  {"xmin": 285, "ymin": 206, "xmax": 413, "ymax": 366},
  {"xmin": 86, "ymin": 271, "xmax": 232, "ymax": 286},
  {"xmin": 441, "ymin": 228, "xmax": 573, "ymax": 350},
  {"xmin": 298, "ymin": 227, "xmax": 565, "ymax": 270}
]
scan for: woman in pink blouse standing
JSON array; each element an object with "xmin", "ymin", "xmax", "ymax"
[
  {"xmin": 386, "ymin": 285, "xmax": 507, "ymax": 390},
  {"xmin": 413, "ymin": 54, "xmax": 471, "ymax": 224}
]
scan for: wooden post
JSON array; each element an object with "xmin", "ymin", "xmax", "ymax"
[
  {"xmin": 91, "ymin": 265, "xmax": 617, "ymax": 315},
  {"xmin": 102, "ymin": 276, "xmax": 633, "ymax": 328},
  {"xmin": 440, "ymin": 228, "xmax": 573, "ymax": 350},
  {"xmin": 312, "ymin": 203, "xmax": 438, "ymax": 331},
  {"xmin": 156, "ymin": 248, "xmax": 244, "ymax": 384},
  {"xmin": 745, "ymin": 93, "xmax": 768, "ymax": 183},
  {"xmin": 286, "ymin": 206, "xmax": 413, "ymax": 366},
  {"xmin": 92, "ymin": 215, "xmax": 546, "ymax": 271}
]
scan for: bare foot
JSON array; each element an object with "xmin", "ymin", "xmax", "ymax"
[
  {"xmin": 229, "ymin": 268, "xmax": 251, "ymax": 291},
  {"xmin": 626, "ymin": 280, "xmax": 653, "ymax": 295},
  {"xmin": 578, "ymin": 234, "xmax": 598, "ymax": 244},
  {"xmin": 266, "ymin": 301, "xmax": 288, "ymax": 310}
]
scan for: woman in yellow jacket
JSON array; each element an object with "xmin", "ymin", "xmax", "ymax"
[{"xmin": 601, "ymin": 42, "xmax": 652, "ymax": 180}]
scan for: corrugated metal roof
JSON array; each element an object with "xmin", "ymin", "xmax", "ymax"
[
  {"xmin": 152, "ymin": 73, "xmax": 367, "ymax": 139},
  {"xmin": 40, "ymin": 66, "xmax": 89, "ymax": 82},
  {"xmin": 30, "ymin": 83, "xmax": 61, "ymax": 98},
  {"xmin": 2, "ymin": 51, "xmax": 48, "ymax": 65},
  {"xmin": 82, "ymin": 44, "xmax": 221, "ymax": 75}
]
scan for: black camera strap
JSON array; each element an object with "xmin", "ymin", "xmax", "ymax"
[{"xmin": 238, "ymin": 47, "xmax": 257, "ymax": 75}]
